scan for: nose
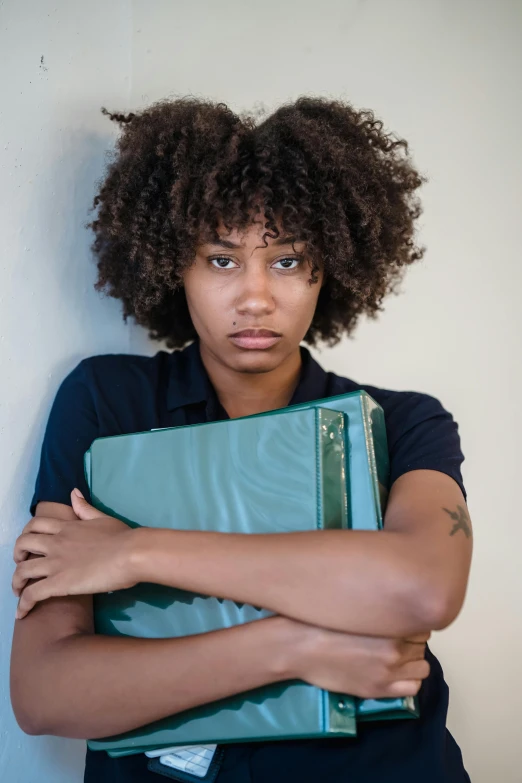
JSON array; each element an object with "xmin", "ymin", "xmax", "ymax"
[{"xmin": 234, "ymin": 266, "xmax": 276, "ymax": 318}]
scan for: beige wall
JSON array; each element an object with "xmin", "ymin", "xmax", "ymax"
[{"xmin": 1, "ymin": 1, "xmax": 521, "ymax": 780}]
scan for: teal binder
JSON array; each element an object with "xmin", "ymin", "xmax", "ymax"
[
  {"xmin": 86, "ymin": 406, "xmax": 357, "ymax": 753},
  {"xmin": 85, "ymin": 391, "xmax": 418, "ymax": 757}
]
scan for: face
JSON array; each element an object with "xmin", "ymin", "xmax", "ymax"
[{"xmin": 182, "ymin": 218, "xmax": 324, "ymax": 374}]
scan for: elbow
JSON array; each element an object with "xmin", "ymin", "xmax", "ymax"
[
  {"xmin": 10, "ymin": 632, "xmax": 91, "ymax": 739},
  {"xmin": 11, "ymin": 664, "xmax": 63, "ymax": 737},
  {"xmin": 11, "ymin": 695, "xmax": 48, "ymax": 737},
  {"xmin": 10, "ymin": 675, "xmax": 40, "ymax": 735},
  {"xmin": 11, "ymin": 683, "xmax": 80, "ymax": 738},
  {"xmin": 12, "ymin": 700, "xmax": 73, "ymax": 738},
  {"xmin": 15, "ymin": 716, "xmax": 45, "ymax": 737},
  {"xmin": 414, "ymin": 581, "xmax": 466, "ymax": 631}
]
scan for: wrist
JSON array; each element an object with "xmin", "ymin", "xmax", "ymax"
[
  {"xmin": 268, "ymin": 616, "xmax": 319, "ymax": 682},
  {"xmin": 126, "ymin": 526, "xmax": 161, "ymax": 584}
]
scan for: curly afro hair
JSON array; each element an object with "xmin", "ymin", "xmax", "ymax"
[{"xmin": 86, "ymin": 95, "xmax": 427, "ymax": 349}]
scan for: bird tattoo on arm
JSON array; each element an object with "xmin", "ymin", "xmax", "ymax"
[{"xmin": 442, "ymin": 505, "xmax": 472, "ymax": 538}]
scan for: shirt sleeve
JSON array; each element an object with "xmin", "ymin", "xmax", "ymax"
[
  {"xmin": 385, "ymin": 391, "xmax": 467, "ymax": 501},
  {"xmin": 29, "ymin": 359, "xmax": 99, "ymax": 516}
]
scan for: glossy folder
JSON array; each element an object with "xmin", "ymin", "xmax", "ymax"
[{"xmin": 84, "ymin": 391, "xmax": 418, "ymax": 756}]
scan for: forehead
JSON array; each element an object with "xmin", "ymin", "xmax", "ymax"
[{"xmin": 204, "ymin": 217, "xmax": 304, "ymax": 249}]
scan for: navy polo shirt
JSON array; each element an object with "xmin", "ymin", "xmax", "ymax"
[{"xmin": 29, "ymin": 339, "xmax": 470, "ymax": 783}]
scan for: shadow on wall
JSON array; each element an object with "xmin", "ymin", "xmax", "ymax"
[{"xmin": 4, "ymin": 121, "xmax": 134, "ymax": 783}]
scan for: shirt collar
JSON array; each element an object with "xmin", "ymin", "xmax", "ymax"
[
  {"xmin": 166, "ymin": 339, "xmax": 329, "ymax": 413},
  {"xmin": 166, "ymin": 339, "xmax": 210, "ymax": 410}
]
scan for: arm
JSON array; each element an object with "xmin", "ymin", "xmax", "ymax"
[
  {"xmin": 131, "ymin": 468, "xmax": 473, "ymax": 637},
  {"xmin": 10, "ymin": 502, "xmax": 295, "ymax": 739},
  {"xmin": 11, "ymin": 503, "xmax": 432, "ymax": 739}
]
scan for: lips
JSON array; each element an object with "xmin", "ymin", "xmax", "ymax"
[{"xmin": 228, "ymin": 329, "xmax": 282, "ymax": 350}]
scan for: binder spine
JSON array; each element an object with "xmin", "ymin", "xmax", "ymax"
[
  {"xmin": 314, "ymin": 408, "xmax": 323, "ymax": 531},
  {"xmin": 315, "ymin": 409, "xmax": 356, "ymax": 735},
  {"xmin": 315, "ymin": 409, "xmax": 348, "ymax": 531},
  {"xmin": 360, "ymin": 395, "xmax": 389, "ymax": 529}
]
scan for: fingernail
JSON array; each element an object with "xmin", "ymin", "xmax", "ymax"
[{"xmin": 73, "ymin": 488, "xmax": 84, "ymax": 499}]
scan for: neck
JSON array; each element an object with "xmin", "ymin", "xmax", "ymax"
[{"xmin": 198, "ymin": 341, "xmax": 303, "ymax": 419}]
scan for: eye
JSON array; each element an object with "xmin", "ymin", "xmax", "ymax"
[
  {"xmin": 272, "ymin": 256, "xmax": 303, "ymax": 270},
  {"xmin": 209, "ymin": 256, "xmax": 239, "ymax": 270}
]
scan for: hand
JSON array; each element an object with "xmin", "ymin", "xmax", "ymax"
[
  {"xmin": 12, "ymin": 489, "xmax": 139, "ymax": 619},
  {"xmin": 287, "ymin": 619, "xmax": 430, "ymax": 699}
]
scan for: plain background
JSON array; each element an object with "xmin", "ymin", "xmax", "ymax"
[{"xmin": 1, "ymin": 1, "xmax": 521, "ymax": 781}]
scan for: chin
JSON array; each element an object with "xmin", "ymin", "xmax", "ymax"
[{"xmin": 226, "ymin": 346, "xmax": 284, "ymax": 374}]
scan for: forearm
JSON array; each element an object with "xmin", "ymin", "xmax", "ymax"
[
  {"xmin": 131, "ymin": 470, "xmax": 473, "ymax": 638},
  {"xmin": 11, "ymin": 615, "xmax": 292, "ymax": 739},
  {"xmin": 133, "ymin": 528, "xmax": 431, "ymax": 637}
]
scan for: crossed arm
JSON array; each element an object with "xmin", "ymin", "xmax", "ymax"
[
  {"xmin": 10, "ymin": 467, "xmax": 472, "ymax": 738},
  {"xmin": 128, "ymin": 468, "xmax": 472, "ymax": 637}
]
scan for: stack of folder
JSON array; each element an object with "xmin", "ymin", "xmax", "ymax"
[{"xmin": 83, "ymin": 390, "xmax": 418, "ymax": 758}]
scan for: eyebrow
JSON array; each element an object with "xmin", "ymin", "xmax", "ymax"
[{"xmin": 207, "ymin": 235, "xmax": 301, "ymax": 249}]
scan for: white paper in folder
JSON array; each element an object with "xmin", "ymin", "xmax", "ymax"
[{"xmin": 145, "ymin": 744, "xmax": 217, "ymax": 778}]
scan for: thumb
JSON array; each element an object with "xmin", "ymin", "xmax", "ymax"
[{"xmin": 70, "ymin": 488, "xmax": 101, "ymax": 520}]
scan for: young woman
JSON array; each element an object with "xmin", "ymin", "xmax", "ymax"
[{"xmin": 10, "ymin": 96, "xmax": 473, "ymax": 783}]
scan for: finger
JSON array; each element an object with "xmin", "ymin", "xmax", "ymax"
[
  {"xmin": 394, "ymin": 659, "xmax": 431, "ymax": 684},
  {"xmin": 70, "ymin": 489, "xmax": 104, "ymax": 521},
  {"xmin": 16, "ymin": 578, "xmax": 62, "ymax": 620},
  {"xmin": 13, "ymin": 532, "xmax": 53, "ymax": 563},
  {"xmin": 396, "ymin": 640, "xmax": 428, "ymax": 665},
  {"xmin": 12, "ymin": 558, "xmax": 50, "ymax": 596},
  {"xmin": 404, "ymin": 631, "xmax": 431, "ymax": 644},
  {"xmin": 386, "ymin": 679, "xmax": 422, "ymax": 698},
  {"xmin": 21, "ymin": 517, "xmax": 63, "ymax": 536}
]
